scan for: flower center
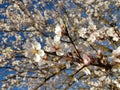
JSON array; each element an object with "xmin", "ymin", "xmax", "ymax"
[
  {"xmin": 33, "ymin": 48, "xmax": 39, "ymax": 54},
  {"xmin": 53, "ymin": 45, "xmax": 60, "ymax": 51},
  {"xmin": 43, "ymin": 56, "xmax": 48, "ymax": 61}
]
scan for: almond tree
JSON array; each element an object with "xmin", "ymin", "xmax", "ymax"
[{"xmin": 0, "ymin": 0, "xmax": 120, "ymax": 90}]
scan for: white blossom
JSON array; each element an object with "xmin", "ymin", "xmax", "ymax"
[
  {"xmin": 44, "ymin": 37, "xmax": 69, "ymax": 56},
  {"xmin": 87, "ymin": 31, "xmax": 100, "ymax": 43},
  {"xmin": 78, "ymin": 28, "xmax": 87, "ymax": 38},
  {"xmin": 24, "ymin": 41, "xmax": 46, "ymax": 65}
]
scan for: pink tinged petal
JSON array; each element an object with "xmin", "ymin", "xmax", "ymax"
[
  {"xmin": 55, "ymin": 41, "xmax": 61, "ymax": 46},
  {"xmin": 81, "ymin": 53, "xmax": 91, "ymax": 65}
]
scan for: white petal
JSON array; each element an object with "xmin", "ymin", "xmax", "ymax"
[
  {"xmin": 83, "ymin": 67, "xmax": 91, "ymax": 75},
  {"xmin": 24, "ymin": 41, "xmax": 33, "ymax": 49},
  {"xmin": 33, "ymin": 54, "xmax": 41, "ymax": 62},
  {"xmin": 99, "ymin": 76, "xmax": 106, "ymax": 81},
  {"xmin": 54, "ymin": 35, "xmax": 61, "ymax": 42},
  {"xmin": 113, "ymin": 36, "xmax": 119, "ymax": 41},
  {"xmin": 56, "ymin": 49, "xmax": 64, "ymax": 56},
  {"xmin": 44, "ymin": 46, "xmax": 55, "ymax": 52},
  {"xmin": 53, "ymin": 40, "xmax": 61, "ymax": 47},
  {"xmin": 46, "ymin": 37, "xmax": 53, "ymax": 46},
  {"xmin": 62, "ymin": 43, "xmax": 68, "ymax": 48},
  {"xmin": 55, "ymin": 24, "xmax": 62, "ymax": 35},
  {"xmin": 24, "ymin": 49, "xmax": 33, "ymax": 58},
  {"xmin": 34, "ymin": 41, "xmax": 41, "ymax": 49},
  {"xmin": 38, "ymin": 50, "xmax": 45, "ymax": 57},
  {"xmin": 86, "ymin": 0, "xmax": 95, "ymax": 4}
]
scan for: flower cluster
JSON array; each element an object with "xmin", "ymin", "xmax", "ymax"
[
  {"xmin": 106, "ymin": 27, "xmax": 119, "ymax": 41},
  {"xmin": 44, "ymin": 25, "xmax": 69, "ymax": 56}
]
